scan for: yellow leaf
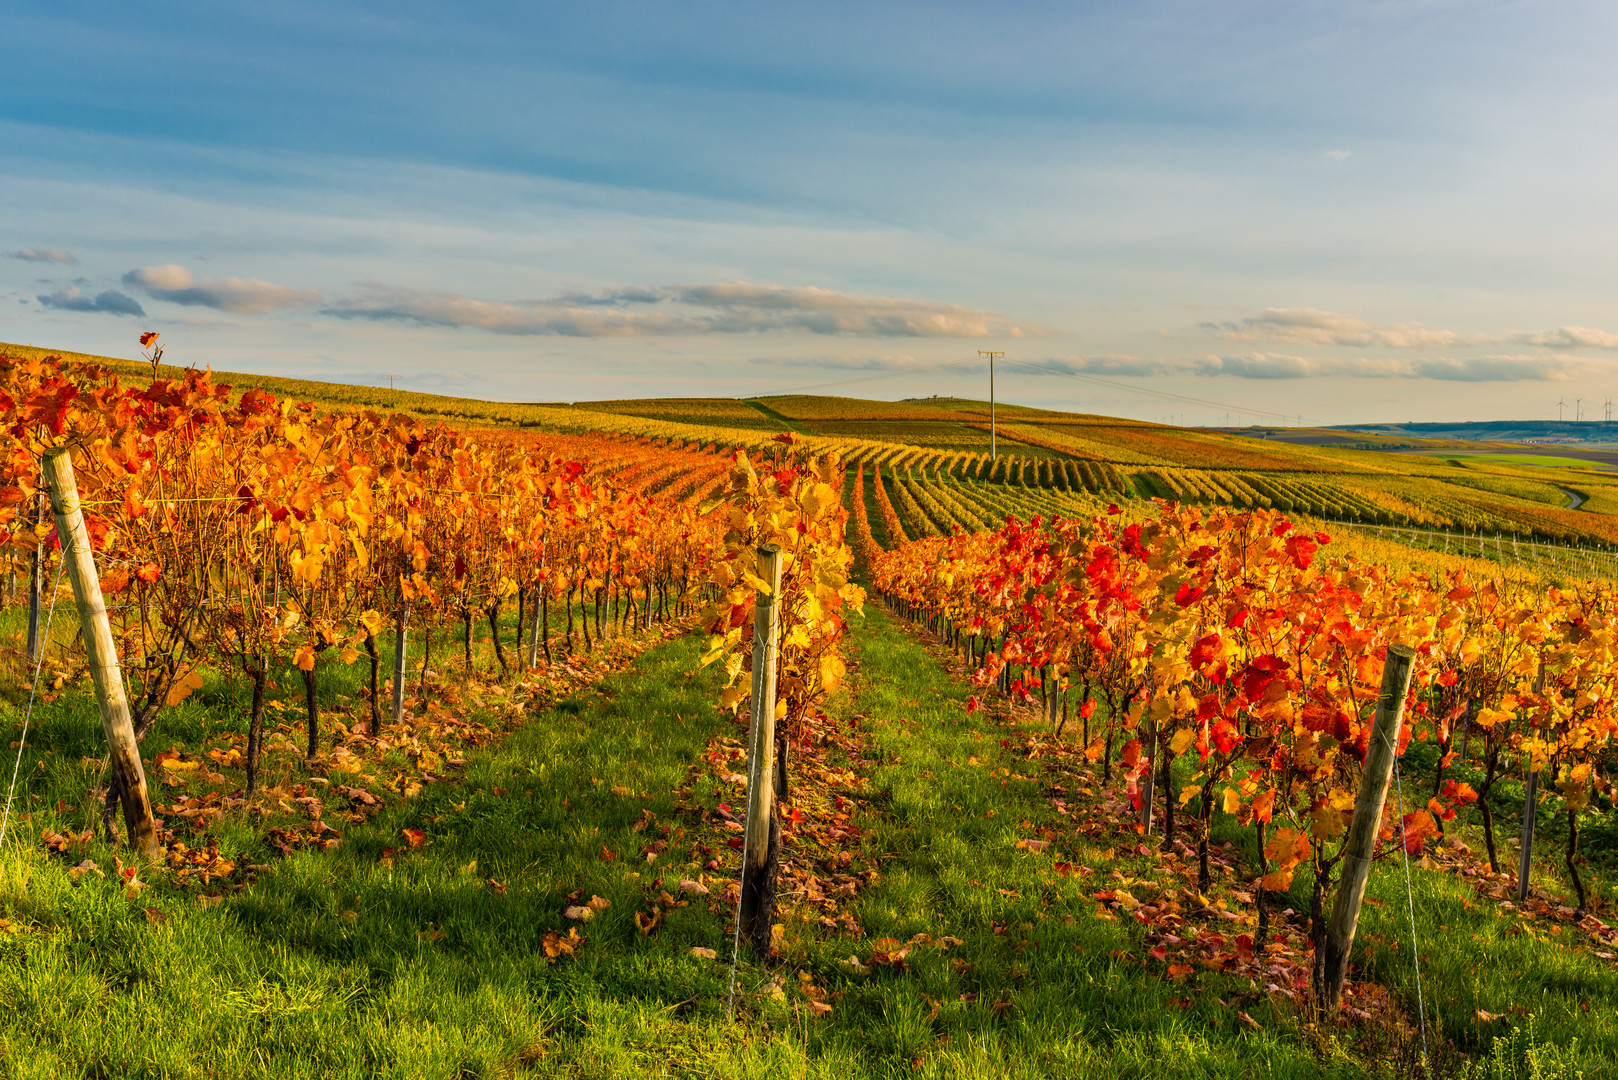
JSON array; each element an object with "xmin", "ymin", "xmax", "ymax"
[
  {"xmin": 294, "ymin": 646, "xmax": 317, "ymax": 672},
  {"xmin": 819, "ymin": 654, "xmax": 845, "ymax": 694},
  {"xmin": 1221, "ymin": 787, "xmax": 1241, "ymax": 815},
  {"xmin": 1169, "ymin": 728, "xmax": 1195, "ymax": 756},
  {"xmin": 164, "ymin": 670, "xmax": 205, "ymax": 708},
  {"xmin": 1258, "ymin": 868, "xmax": 1294, "ymax": 891}
]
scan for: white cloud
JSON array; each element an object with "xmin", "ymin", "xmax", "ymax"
[
  {"xmin": 1036, "ymin": 352, "xmax": 1589, "ymax": 382},
  {"xmin": 1202, "ymin": 307, "xmax": 1462, "ymax": 348},
  {"xmin": 1506, "ymin": 325, "xmax": 1618, "ymax": 349},
  {"xmin": 747, "ymin": 352, "xmax": 926, "ymax": 370},
  {"xmin": 1324, "ymin": 150, "xmax": 1352, "ymax": 160},
  {"xmin": 36, "ymin": 286, "xmax": 144, "ymax": 316},
  {"xmin": 123, "ymin": 264, "xmax": 320, "ymax": 314},
  {"xmin": 325, "ymin": 281, "xmax": 1032, "ymax": 339},
  {"xmin": 8, "ymin": 248, "xmax": 76, "ymax": 264}
]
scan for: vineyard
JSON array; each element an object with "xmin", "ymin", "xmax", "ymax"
[{"xmin": 0, "ymin": 340, "xmax": 1615, "ymax": 1075}]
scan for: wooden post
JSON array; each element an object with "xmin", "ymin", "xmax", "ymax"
[
  {"xmin": 391, "ymin": 603, "xmax": 409, "ymax": 724},
  {"xmin": 1516, "ymin": 665, "xmax": 1547, "ymax": 904},
  {"xmin": 1323, "ymin": 642, "xmax": 1416, "ymax": 1009},
  {"xmin": 41, "ymin": 448, "xmax": 160, "ymax": 859},
  {"xmin": 739, "ymin": 543, "xmax": 784, "ymax": 955}
]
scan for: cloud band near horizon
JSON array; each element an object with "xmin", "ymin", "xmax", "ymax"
[{"xmin": 322, "ymin": 280, "xmax": 1034, "ymax": 338}]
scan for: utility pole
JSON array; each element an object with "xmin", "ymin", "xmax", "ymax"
[{"xmin": 979, "ymin": 351, "xmax": 1004, "ymax": 462}]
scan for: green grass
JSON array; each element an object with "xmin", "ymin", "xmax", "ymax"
[
  {"xmin": 0, "ymin": 628, "xmax": 736, "ymax": 1079},
  {"xmin": 1426, "ymin": 453, "xmax": 1616, "ymax": 471},
  {"xmin": 0, "ymin": 585, "xmax": 1612, "ymax": 1076}
]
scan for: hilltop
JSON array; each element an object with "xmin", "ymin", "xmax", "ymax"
[{"xmin": 9, "ymin": 340, "xmax": 1618, "ymax": 550}]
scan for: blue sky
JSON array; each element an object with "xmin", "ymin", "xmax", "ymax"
[{"xmin": 5, "ymin": 0, "xmax": 1618, "ymax": 424}]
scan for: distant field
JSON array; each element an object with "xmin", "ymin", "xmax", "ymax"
[
  {"xmin": 1415, "ymin": 451, "xmax": 1618, "ymax": 471},
  {"xmin": 13, "ymin": 338, "xmax": 1618, "ymax": 550}
]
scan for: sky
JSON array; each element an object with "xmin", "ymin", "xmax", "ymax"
[{"xmin": 5, "ymin": 0, "xmax": 1618, "ymax": 425}]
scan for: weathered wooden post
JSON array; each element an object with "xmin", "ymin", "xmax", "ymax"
[
  {"xmin": 391, "ymin": 603, "xmax": 409, "ymax": 724},
  {"xmin": 739, "ymin": 543, "xmax": 784, "ymax": 955},
  {"xmin": 1323, "ymin": 643, "xmax": 1416, "ymax": 1009},
  {"xmin": 41, "ymin": 448, "xmax": 160, "ymax": 858},
  {"xmin": 1516, "ymin": 664, "xmax": 1547, "ymax": 904}
]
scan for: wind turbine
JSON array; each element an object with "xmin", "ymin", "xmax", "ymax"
[
  {"xmin": 1558, "ymin": 396, "xmax": 1567, "ymax": 421},
  {"xmin": 1577, "ymin": 398, "xmax": 1584, "ymax": 422}
]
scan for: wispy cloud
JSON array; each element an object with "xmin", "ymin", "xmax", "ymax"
[
  {"xmin": 36, "ymin": 286, "xmax": 145, "ymax": 316},
  {"xmin": 123, "ymin": 264, "xmax": 321, "ymax": 314},
  {"xmin": 747, "ymin": 352, "xmax": 926, "ymax": 370},
  {"xmin": 326, "ymin": 281, "xmax": 1032, "ymax": 339},
  {"xmin": 1036, "ymin": 352, "xmax": 1588, "ymax": 382},
  {"xmin": 1201, "ymin": 307, "xmax": 1461, "ymax": 349},
  {"xmin": 8, "ymin": 248, "xmax": 76, "ymax": 264},
  {"xmin": 1506, "ymin": 325, "xmax": 1618, "ymax": 349},
  {"xmin": 1324, "ymin": 150, "xmax": 1351, "ymax": 160}
]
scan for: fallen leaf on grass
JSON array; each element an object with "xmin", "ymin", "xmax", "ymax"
[
  {"xmin": 679, "ymin": 879, "xmax": 709, "ymax": 896},
  {"xmin": 401, "ymin": 828, "xmax": 428, "ymax": 849},
  {"xmin": 542, "ymin": 927, "xmax": 583, "ymax": 960},
  {"xmin": 1237, "ymin": 1010, "xmax": 1261, "ymax": 1031},
  {"xmin": 635, "ymin": 910, "xmax": 661, "ymax": 935},
  {"xmin": 689, "ymin": 946, "xmax": 718, "ymax": 959},
  {"xmin": 807, "ymin": 1000, "xmax": 833, "ymax": 1016}
]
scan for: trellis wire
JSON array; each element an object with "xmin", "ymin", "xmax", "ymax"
[
  {"xmin": 725, "ymin": 784, "xmax": 752, "ymax": 1018},
  {"xmin": 1390, "ymin": 751, "xmax": 1432, "ymax": 1073},
  {"xmin": 0, "ymin": 559, "xmax": 66, "ymax": 848}
]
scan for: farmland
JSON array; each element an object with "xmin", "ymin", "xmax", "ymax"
[{"xmin": 0, "ymin": 340, "xmax": 1615, "ymax": 1076}]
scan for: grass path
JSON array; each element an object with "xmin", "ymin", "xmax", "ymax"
[
  {"xmin": 1, "ymin": 603, "xmax": 1613, "ymax": 1077},
  {"xmin": 813, "ymin": 606, "xmax": 1370, "ymax": 1079},
  {"xmin": 0, "ymin": 627, "xmax": 744, "ymax": 1079}
]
